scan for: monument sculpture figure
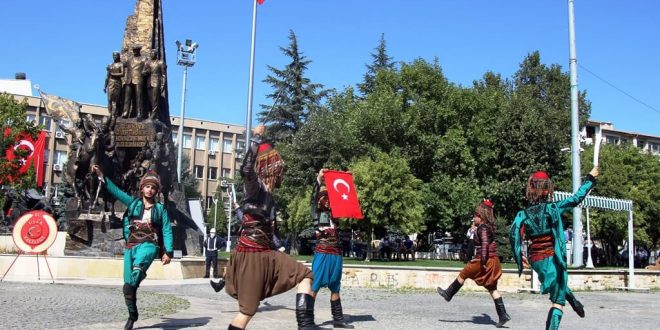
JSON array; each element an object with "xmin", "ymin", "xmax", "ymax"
[
  {"xmin": 104, "ymin": 51, "xmax": 125, "ymax": 125},
  {"xmin": 143, "ymin": 49, "xmax": 166, "ymax": 120},
  {"xmin": 122, "ymin": 45, "xmax": 147, "ymax": 119}
]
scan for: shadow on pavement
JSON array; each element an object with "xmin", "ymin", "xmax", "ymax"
[
  {"xmin": 135, "ymin": 316, "xmax": 212, "ymax": 329},
  {"xmin": 438, "ymin": 313, "xmax": 499, "ymax": 326},
  {"xmin": 259, "ymin": 301, "xmax": 294, "ymax": 312}
]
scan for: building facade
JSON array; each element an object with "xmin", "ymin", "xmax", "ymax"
[{"xmin": 583, "ymin": 120, "xmax": 660, "ymax": 155}]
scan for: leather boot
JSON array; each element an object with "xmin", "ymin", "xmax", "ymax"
[
  {"xmin": 331, "ymin": 298, "xmax": 354, "ymax": 329},
  {"xmin": 228, "ymin": 324, "xmax": 243, "ymax": 330},
  {"xmin": 437, "ymin": 279, "xmax": 463, "ymax": 302},
  {"xmin": 545, "ymin": 307, "xmax": 563, "ymax": 330},
  {"xmin": 123, "ymin": 284, "xmax": 138, "ymax": 330},
  {"xmin": 295, "ymin": 293, "xmax": 316, "ymax": 330},
  {"xmin": 566, "ymin": 293, "xmax": 585, "ymax": 318},
  {"xmin": 493, "ymin": 297, "xmax": 511, "ymax": 328},
  {"xmin": 210, "ymin": 278, "xmax": 226, "ymax": 293}
]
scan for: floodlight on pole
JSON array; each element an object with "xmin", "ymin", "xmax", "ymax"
[{"xmin": 175, "ymin": 38, "xmax": 198, "ymax": 182}]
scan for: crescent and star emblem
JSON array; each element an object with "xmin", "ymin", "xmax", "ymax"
[
  {"xmin": 13, "ymin": 140, "xmax": 35, "ymax": 165},
  {"xmin": 333, "ymin": 179, "xmax": 350, "ymax": 201}
]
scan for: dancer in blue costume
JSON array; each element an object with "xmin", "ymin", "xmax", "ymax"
[
  {"xmin": 310, "ymin": 169, "xmax": 354, "ymax": 329},
  {"xmin": 92, "ymin": 165, "xmax": 173, "ymax": 330},
  {"xmin": 510, "ymin": 166, "xmax": 599, "ymax": 329}
]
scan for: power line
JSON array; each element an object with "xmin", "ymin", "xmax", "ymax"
[{"xmin": 579, "ymin": 64, "xmax": 660, "ymax": 116}]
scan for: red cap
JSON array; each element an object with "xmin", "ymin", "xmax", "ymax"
[
  {"xmin": 531, "ymin": 171, "xmax": 550, "ymax": 180},
  {"xmin": 481, "ymin": 199, "xmax": 494, "ymax": 208}
]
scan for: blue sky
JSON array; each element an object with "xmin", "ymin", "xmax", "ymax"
[{"xmin": 1, "ymin": 1, "xmax": 658, "ymax": 135}]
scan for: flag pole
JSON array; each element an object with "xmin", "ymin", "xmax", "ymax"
[{"xmin": 245, "ymin": 0, "xmax": 259, "ymax": 145}]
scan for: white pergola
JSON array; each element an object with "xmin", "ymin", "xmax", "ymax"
[{"xmin": 554, "ymin": 191, "xmax": 638, "ymax": 289}]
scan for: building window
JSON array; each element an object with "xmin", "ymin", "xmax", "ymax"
[
  {"xmin": 43, "ymin": 149, "xmax": 49, "ymax": 163},
  {"xmin": 194, "ymin": 165, "xmax": 204, "ymax": 179},
  {"xmin": 222, "ymin": 168, "xmax": 231, "ymax": 178},
  {"xmin": 236, "ymin": 140, "xmax": 246, "ymax": 158},
  {"xmin": 172, "ymin": 132, "xmax": 178, "ymax": 145},
  {"xmin": 208, "ymin": 167, "xmax": 218, "ymax": 180},
  {"xmin": 53, "ymin": 150, "xmax": 68, "ymax": 165},
  {"xmin": 650, "ymin": 142, "xmax": 660, "ymax": 155},
  {"xmin": 209, "ymin": 138, "xmax": 219, "ymax": 152},
  {"xmin": 206, "ymin": 196, "xmax": 214, "ymax": 210},
  {"xmin": 39, "ymin": 116, "xmax": 52, "ymax": 131},
  {"xmin": 605, "ymin": 135, "xmax": 620, "ymax": 145},
  {"xmin": 223, "ymin": 139, "xmax": 233, "ymax": 154},
  {"xmin": 183, "ymin": 134, "xmax": 192, "ymax": 148},
  {"xmin": 26, "ymin": 114, "xmax": 36, "ymax": 123},
  {"xmin": 56, "ymin": 120, "xmax": 69, "ymax": 134},
  {"xmin": 636, "ymin": 140, "xmax": 646, "ymax": 149},
  {"xmin": 195, "ymin": 135, "xmax": 206, "ymax": 150}
]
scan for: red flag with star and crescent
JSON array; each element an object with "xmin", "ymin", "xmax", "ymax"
[
  {"xmin": 257, "ymin": 0, "xmax": 265, "ymax": 4},
  {"xmin": 323, "ymin": 170, "xmax": 363, "ymax": 220},
  {"xmin": 4, "ymin": 129, "xmax": 47, "ymax": 187}
]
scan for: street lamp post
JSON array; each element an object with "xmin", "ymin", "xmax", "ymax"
[
  {"xmin": 175, "ymin": 39, "xmax": 199, "ymax": 182},
  {"xmin": 585, "ymin": 207, "xmax": 595, "ymax": 268},
  {"xmin": 212, "ymin": 191, "xmax": 219, "ymax": 231}
]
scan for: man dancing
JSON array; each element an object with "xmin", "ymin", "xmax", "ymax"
[
  {"xmin": 437, "ymin": 200, "xmax": 511, "ymax": 328},
  {"xmin": 309, "ymin": 169, "xmax": 354, "ymax": 329},
  {"xmin": 510, "ymin": 167, "xmax": 599, "ymax": 329},
  {"xmin": 223, "ymin": 125, "xmax": 315, "ymax": 330},
  {"xmin": 92, "ymin": 165, "xmax": 173, "ymax": 330}
]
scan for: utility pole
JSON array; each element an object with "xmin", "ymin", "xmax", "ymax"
[{"xmin": 568, "ymin": 0, "xmax": 584, "ymax": 267}]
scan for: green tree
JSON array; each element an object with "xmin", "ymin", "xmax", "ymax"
[
  {"xmin": 258, "ymin": 30, "xmax": 328, "ymax": 142},
  {"xmin": 0, "ymin": 93, "xmax": 41, "ymax": 210},
  {"xmin": 180, "ymin": 153, "xmax": 200, "ymax": 199},
  {"xmin": 281, "ymin": 186, "xmax": 314, "ymax": 255},
  {"xmin": 566, "ymin": 143, "xmax": 660, "ymax": 265},
  {"xmin": 349, "ymin": 151, "xmax": 424, "ymax": 261},
  {"xmin": 358, "ymin": 33, "xmax": 396, "ymax": 96},
  {"xmin": 206, "ymin": 187, "xmax": 229, "ymax": 234}
]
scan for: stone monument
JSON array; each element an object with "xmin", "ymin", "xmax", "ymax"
[{"xmin": 63, "ymin": 0, "xmax": 201, "ymax": 257}]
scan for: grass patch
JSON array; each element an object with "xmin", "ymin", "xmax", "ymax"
[{"xmin": 140, "ymin": 291, "xmax": 190, "ymax": 319}]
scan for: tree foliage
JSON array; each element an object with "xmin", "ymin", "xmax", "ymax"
[
  {"xmin": 258, "ymin": 30, "xmax": 328, "ymax": 142},
  {"xmin": 258, "ymin": 42, "xmax": 658, "ymax": 265}
]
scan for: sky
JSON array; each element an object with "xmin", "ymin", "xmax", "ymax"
[{"xmin": 1, "ymin": 1, "xmax": 658, "ymax": 136}]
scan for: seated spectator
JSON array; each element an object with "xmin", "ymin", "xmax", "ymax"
[
  {"xmin": 380, "ymin": 237, "xmax": 392, "ymax": 260},
  {"xmin": 403, "ymin": 235, "xmax": 416, "ymax": 261}
]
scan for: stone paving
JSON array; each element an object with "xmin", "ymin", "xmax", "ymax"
[{"xmin": 1, "ymin": 278, "xmax": 658, "ymax": 329}]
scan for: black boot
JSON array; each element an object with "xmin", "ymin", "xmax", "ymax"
[
  {"xmin": 566, "ymin": 293, "xmax": 585, "ymax": 318},
  {"xmin": 295, "ymin": 293, "xmax": 316, "ymax": 330},
  {"xmin": 228, "ymin": 324, "xmax": 243, "ymax": 330},
  {"xmin": 210, "ymin": 278, "xmax": 226, "ymax": 293},
  {"xmin": 437, "ymin": 279, "xmax": 463, "ymax": 302},
  {"xmin": 123, "ymin": 284, "xmax": 138, "ymax": 330},
  {"xmin": 493, "ymin": 297, "xmax": 511, "ymax": 328},
  {"xmin": 545, "ymin": 307, "xmax": 563, "ymax": 330},
  {"xmin": 331, "ymin": 298, "xmax": 354, "ymax": 329}
]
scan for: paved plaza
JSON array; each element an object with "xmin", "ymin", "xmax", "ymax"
[{"xmin": 1, "ymin": 278, "xmax": 658, "ymax": 329}]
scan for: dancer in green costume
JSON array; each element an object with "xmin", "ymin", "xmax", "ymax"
[
  {"xmin": 92, "ymin": 165, "xmax": 173, "ymax": 330},
  {"xmin": 510, "ymin": 167, "xmax": 599, "ymax": 329}
]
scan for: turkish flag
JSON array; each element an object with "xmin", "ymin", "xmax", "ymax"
[
  {"xmin": 323, "ymin": 170, "xmax": 363, "ymax": 220},
  {"xmin": 4, "ymin": 130, "xmax": 47, "ymax": 187},
  {"xmin": 257, "ymin": 0, "xmax": 265, "ymax": 4}
]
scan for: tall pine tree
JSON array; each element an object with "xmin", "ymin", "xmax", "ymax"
[
  {"xmin": 258, "ymin": 30, "xmax": 327, "ymax": 142},
  {"xmin": 358, "ymin": 33, "xmax": 396, "ymax": 96}
]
